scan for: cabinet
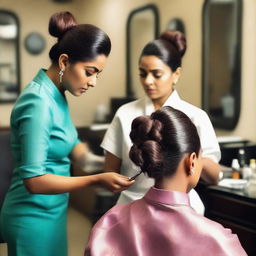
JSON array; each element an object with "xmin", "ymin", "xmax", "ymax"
[{"xmin": 196, "ymin": 182, "xmax": 256, "ymax": 256}]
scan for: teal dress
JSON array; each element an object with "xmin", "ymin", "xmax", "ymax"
[{"xmin": 0, "ymin": 69, "xmax": 79, "ymax": 256}]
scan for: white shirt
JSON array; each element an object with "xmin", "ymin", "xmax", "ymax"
[{"xmin": 101, "ymin": 90, "xmax": 221, "ymax": 214}]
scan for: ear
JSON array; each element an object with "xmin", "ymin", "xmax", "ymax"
[
  {"xmin": 173, "ymin": 67, "xmax": 182, "ymax": 84},
  {"xmin": 58, "ymin": 54, "xmax": 69, "ymax": 71},
  {"xmin": 175, "ymin": 67, "xmax": 182, "ymax": 76},
  {"xmin": 185, "ymin": 152, "xmax": 196, "ymax": 176}
]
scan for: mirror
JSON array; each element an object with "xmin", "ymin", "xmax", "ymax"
[
  {"xmin": 126, "ymin": 4, "xmax": 160, "ymax": 99},
  {"xmin": 0, "ymin": 10, "xmax": 20, "ymax": 103},
  {"xmin": 202, "ymin": 0, "xmax": 242, "ymax": 130}
]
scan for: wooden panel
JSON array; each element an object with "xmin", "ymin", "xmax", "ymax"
[
  {"xmin": 206, "ymin": 192, "xmax": 256, "ymax": 228},
  {"xmin": 196, "ymin": 182, "xmax": 256, "ymax": 256}
]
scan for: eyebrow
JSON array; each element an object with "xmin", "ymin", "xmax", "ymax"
[
  {"xmin": 139, "ymin": 67, "xmax": 163, "ymax": 72},
  {"xmin": 85, "ymin": 66, "xmax": 102, "ymax": 73}
]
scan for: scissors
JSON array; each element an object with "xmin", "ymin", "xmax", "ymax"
[{"xmin": 128, "ymin": 170, "xmax": 143, "ymax": 181}]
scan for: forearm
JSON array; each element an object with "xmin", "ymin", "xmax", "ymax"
[
  {"xmin": 24, "ymin": 174, "xmax": 99, "ymax": 194},
  {"xmin": 24, "ymin": 171, "xmax": 134, "ymax": 194},
  {"xmin": 200, "ymin": 158, "xmax": 221, "ymax": 185}
]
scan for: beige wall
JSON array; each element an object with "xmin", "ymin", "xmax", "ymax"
[
  {"xmin": 0, "ymin": 0, "xmax": 79, "ymax": 126},
  {"xmin": 1, "ymin": 0, "xmax": 256, "ymax": 142}
]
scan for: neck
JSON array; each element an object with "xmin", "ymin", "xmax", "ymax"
[
  {"xmin": 155, "ymin": 178, "xmax": 187, "ymax": 193},
  {"xmin": 152, "ymin": 90, "xmax": 174, "ymax": 110},
  {"xmin": 46, "ymin": 65, "xmax": 65, "ymax": 95},
  {"xmin": 154, "ymin": 163, "xmax": 190, "ymax": 193}
]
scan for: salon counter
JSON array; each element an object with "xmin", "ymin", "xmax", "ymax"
[{"xmin": 195, "ymin": 181, "xmax": 256, "ymax": 256}]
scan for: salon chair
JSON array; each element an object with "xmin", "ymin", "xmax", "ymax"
[{"xmin": 0, "ymin": 131, "xmax": 14, "ymax": 243}]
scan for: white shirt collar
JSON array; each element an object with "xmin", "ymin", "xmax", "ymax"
[{"xmin": 144, "ymin": 90, "xmax": 181, "ymax": 116}]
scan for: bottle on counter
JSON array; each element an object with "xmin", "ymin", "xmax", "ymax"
[
  {"xmin": 238, "ymin": 148, "xmax": 246, "ymax": 168},
  {"xmin": 249, "ymin": 158, "xmax": 256, "ymax": 173},
  {"xmin": 231, "ymin": 158, "xmax": 241, "ymax": 179},
  {"xmin": 237, "ymin": 148, "xmax": 252, "ymax": 179},
  {"xmin": 245, "ymin": 162, "xmax": 256, "ymax": 197},
  {"xmin": 242, "ymin": 158, "xmax": 255, "ymax": 180}
]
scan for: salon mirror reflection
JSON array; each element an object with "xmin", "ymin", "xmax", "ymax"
[
  {"xmin": 126, "ymin": 4, "xmax": 159, "ymax": 99},
  {"xmin": 0, "ymin": 10, "xmax": 20, "ymax": 103},
  {"xmin": 202, "ymin": 0, "xmax": 242, "ymax": 130}
]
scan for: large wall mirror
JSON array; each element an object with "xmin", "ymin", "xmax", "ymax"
[
  {"xmin": 202, "ymin": 0, "xmax": 242, "ymax": 130},
  {"xmin": 126, "ymin": 4, "xmax": 160, "ymax": 99},
  {"xmin": 0, "ymin": 10, "xmax": 20, "ymax": 103}
]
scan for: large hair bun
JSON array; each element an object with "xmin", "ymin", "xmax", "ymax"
[
  {"xmin": 129, "ymin": 116, "xmax": 163, "ymax": 145},
  {"xmin": 160, "ymin": 30, "xmax": 187, "ymax": 57},
  {"xmin": 129, "ymin": 106, "xmax": 201, "ymax": 180},
  {"xmin": 129, "ymin": 115, "xmax": 164, "ymax": 179},
  {"xmin": 48, "ymin": 11, "xmax": 77, "ymax": 39}
]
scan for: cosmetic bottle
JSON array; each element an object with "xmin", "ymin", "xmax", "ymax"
[
  {"xmin": 238, "ymin": 148, "xmax": 246, "ymax": 168},
  {"xmin": 231, "ymin": 158, "xmax": 241, "ymax": 179}
]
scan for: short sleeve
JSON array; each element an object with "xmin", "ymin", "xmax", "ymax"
[
  {"xmin": 73, "ymin": 137, "xmax": 81, "ymax": 148},
  {"xmin": 14, "ymin": 93, "xmax": 52, "ymax": 179},
  {"xmin": 196, "ymin": 111, "xmax": 221, "ymax": 162},
  {"xmin": 101, "ymin": 112, "xmax": 123, "ymax": 159}
]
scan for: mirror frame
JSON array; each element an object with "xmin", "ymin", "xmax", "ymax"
[
  {"xmin": 126, "ymin": 4, "xmax": 160, "ymax": 99},
  {"xmin": 0, "ymin": 9, "xmax": 20, "ymax": 104},
  {"xmin": 202, "ymin": 0, "xmax": 242, "ymax": 130}
]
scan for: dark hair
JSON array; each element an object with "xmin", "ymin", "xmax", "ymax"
[
  {"xmin": 140, "ymin": 30, "xmax": 186, "ymax": 71},
  {"xmin": 48, "ymin": 11, "xmax": 111, "ymax": 64},
  {"xmin": 129, "ymin": 106, "xmax": 201, "ymax": 179}
]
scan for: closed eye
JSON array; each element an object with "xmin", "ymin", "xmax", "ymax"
[
  {"xmin": 139, "ymin": 72, "xmax": 147, "ymax": 78},
  {"xmin": 85, "ymin": 70, "xmax": 94, "ymax": 77},
  {"xmin": 152, "ymin": 71, "xmax": 163, "ymax": 78}
]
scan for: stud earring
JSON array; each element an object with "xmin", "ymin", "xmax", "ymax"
[
  {"xmin": 190, "ymin": 168, "xmax": 195, "ymax": 175},
  {"xmin": 59, "ymin": 69, "xmax": 64, "ymax": 83}
]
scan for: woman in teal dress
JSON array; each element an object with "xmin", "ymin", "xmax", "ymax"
[{"xmin": 0, "ymin": 12, "xmax": 134, "ymax": 256}]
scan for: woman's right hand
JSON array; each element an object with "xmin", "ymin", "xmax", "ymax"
[{"xmin": 96, "ymin": 172, "xmax": 134, "ymax": 193}]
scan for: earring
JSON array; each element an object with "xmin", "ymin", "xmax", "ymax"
[
  {"xmin": 59, "ymin": 69, "xmax": 64, "ymax": 83},
  {"xmin": 190, "ymin": 168, "xmax": 195, "ymax": 175},
  {"xmin": 172, "ymin": 80, "xmax": 178, "ymax": 89}
]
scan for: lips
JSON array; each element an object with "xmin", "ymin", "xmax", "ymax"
[
  {"xmin": 146, "ymin": 89, "xmax": 156, "ymax": 94},
  {"xmin": 80, "ymin": 88, "xmax": 88, "ymax": 93}
]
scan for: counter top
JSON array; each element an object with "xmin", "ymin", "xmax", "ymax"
[{"xmin": 209, "ymin": 183, "xmax": 256, "ymax": 202}]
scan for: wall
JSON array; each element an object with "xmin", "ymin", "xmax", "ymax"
[
  {"xmin": 1, "ymin": 0, "xmax": 256, "ymax": 142},
  {"xmin": 0, "ymin": 0, "xmax": 79, "ymax": 126}
]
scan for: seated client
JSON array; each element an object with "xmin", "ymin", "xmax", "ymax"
[{"xmin": 85, "ymin": 106, "xmax": 246, "ymax": 256}]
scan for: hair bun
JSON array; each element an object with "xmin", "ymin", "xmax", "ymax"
[
  {"xmin": 130, "ymin": 116, "xmax": 153, "ymax": 145},
  {"xmin": 48, "ymin": 11, "xmax": 77, "ymax": 39},
  {"xmin": 160, "ymin": 30, "xmax": 186, "ymax": 57}
]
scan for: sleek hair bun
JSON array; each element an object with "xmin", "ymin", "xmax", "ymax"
[
  {"xmin": 140, "ymin": 30, "xmax": 186, "ymax": 71},
  {"xmin": 160, "ymin": 30, "xmax": 187, "ymax": 57},
  {"xmin": 48, "ymin": 11, "xmax": 77, "ymax": 40},
  {"xmin": 48, "ymin": 11, "xmax": 111, "ymax": 64},
  {"xmin": 129, "ymin": 106, "xmax": 201, "ymax": 179}
]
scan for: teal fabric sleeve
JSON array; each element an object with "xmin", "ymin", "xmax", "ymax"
[
  {"xmin": 15, "ymin": 93, "xmax": 52, "ymax": 179},
  {"xmin": 74, "ymin": 138, "xmax": 81, "ymax": 147}
]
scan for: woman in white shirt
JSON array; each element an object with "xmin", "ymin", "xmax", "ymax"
[{"xmin": 101, "ymin": 30, "xmax": 221, "ymax": 214}]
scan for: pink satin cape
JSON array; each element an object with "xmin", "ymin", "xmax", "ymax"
[{"xmin": 85, "ymin": 187, "xmax": 247, "ymax": 256}]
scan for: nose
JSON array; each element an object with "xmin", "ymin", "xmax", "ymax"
[
  {"xmin": 88, "ymin": 75, "xmax": 97, "ymax": 87},
  {"xmin": 143, "ymin": 73, "xmax": 154, "ymax": 86}
]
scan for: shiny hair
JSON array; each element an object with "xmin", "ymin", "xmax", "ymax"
[
  {"xmin": 48, "ymin": 11, "xmax": 111, "ymax": 64},
  {"xmin": 129, "ymin": 106, "xmax": 201, "ymax": 179},
  {"xmin": 140, "ymin": 30, "xmax": 186, "ymax": 71}
]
